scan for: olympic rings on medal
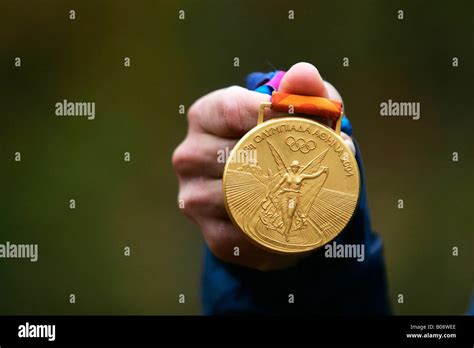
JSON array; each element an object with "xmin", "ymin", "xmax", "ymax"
[{"xmin": 285, "ymin": 136, "xmax": 316, "ymax": 153}]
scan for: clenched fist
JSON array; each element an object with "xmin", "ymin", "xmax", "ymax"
[{"xmin": 172, "ymin": 62, "xmax": 355, "ymax": 271}]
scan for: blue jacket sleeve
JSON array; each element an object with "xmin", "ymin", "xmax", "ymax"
[{"xmin": 201, "ymin": 73, "xmax": 392, "ymax": 315}]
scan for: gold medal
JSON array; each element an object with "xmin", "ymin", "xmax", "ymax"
[{"xmin": 223, "ymin": 92, "xmax": 360, "ymax": 254}]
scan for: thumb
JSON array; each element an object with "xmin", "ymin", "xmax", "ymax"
[
  {"xmin": 277, "ymin": 62, "xmax": 355, "ymax": 154},
  {"xmin": 278, "ymin": 62, "xmax": 329, "ymax": 98}
]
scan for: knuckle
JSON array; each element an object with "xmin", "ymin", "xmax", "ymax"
[
  {"xmin": 206, "ymin": 236, "xmax": 233, "ymax": 264},
  {"xmin": 171, "ymin": 142, "xmax": 188, "ymax": 174},
  {"xmin": 203, "ymin": 221, "xmax": 234, "ymax": 263},
  {"xmin": 219, "ymin": 86, "xmax": 243, "ymax": 134},
  {"xmin": 187, "ymin": 100, "xmax": 201, "ymax": 125},
  {"xmin": 172, "ymin": 138, "xmax": 199, "ymax": 175},
  {"xmin": 178, "ymin": 188, "xmax": 196, "ymax": 218},
  {"xmin": 226, "ymin": 85, "xmax": 244, "ymax": 95},
  {"xmin": 179, "ymin": 180, "xmax": 212, "ymax": 216}
]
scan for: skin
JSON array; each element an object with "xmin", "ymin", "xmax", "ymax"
[{"xmin": 172, "ymin": 62, "xmax": 356, "ymax": 271}]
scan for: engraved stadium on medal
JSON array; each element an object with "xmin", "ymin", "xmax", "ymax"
[{"xmin": 223, "ymin": 94, "xmax": 360, "ymax": 254}]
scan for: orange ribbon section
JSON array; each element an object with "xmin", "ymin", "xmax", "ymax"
[{"xmin": 271, "ymin": 92, "xmax": 342, "ymax": 120}]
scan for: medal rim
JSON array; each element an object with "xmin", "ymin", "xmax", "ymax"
[{"xmin": 222, "ymin": 116, "xmax": 361, "ymax": 255}]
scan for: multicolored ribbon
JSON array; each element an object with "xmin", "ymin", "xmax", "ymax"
[
  {"xmin": 271, "ymin": 91, "xmax": 342, "ymax": 120},
  {"xmin": 247, "ymin": 70, "xmax": 353, "ymax": 135}
]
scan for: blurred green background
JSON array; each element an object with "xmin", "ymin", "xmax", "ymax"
[{"xmin": 0, "ymin": 0, "xmax": 472, "ymax": 315}]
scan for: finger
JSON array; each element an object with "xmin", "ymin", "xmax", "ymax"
[
  {"xmin": 278, "ymin": 62, "xmax": 329, "ymax": 97},
  {"xmin": 341, "ymin": 132, "xmax": 356, "ymax": 155},
  {"xmin": 188, "ymin": 85, "xmax": 271, "ymax": 138},
  {"xmin": 200, "ymin": 217, "xmax": 300, "ymax": 271},
  {"xmin": 324, "ymin": 81, "xmax": 343, "ymax": 102},
  {"xmin": 323, "ymin": 82, "xmax": 355, "ymax": 154},
  {"xmin": 178, "ymin": 178, "xmax": 228, "ymax": 220},
  {"xmin": 172, "ymin": 133, "xmax": 237, "ymax": 178}
]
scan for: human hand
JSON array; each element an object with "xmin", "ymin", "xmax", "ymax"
[{"xmin": 172, "ymin": 62, "xmax": 355, "ymax": 271}]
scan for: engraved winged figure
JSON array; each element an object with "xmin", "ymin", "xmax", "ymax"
[
  {"xmin": 225, "ymin": 139, "xmax": 332, "ymax": 243},
  {"xmin": 264, "ymin": 141, "xmax": 329, "ymax": 241}
]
